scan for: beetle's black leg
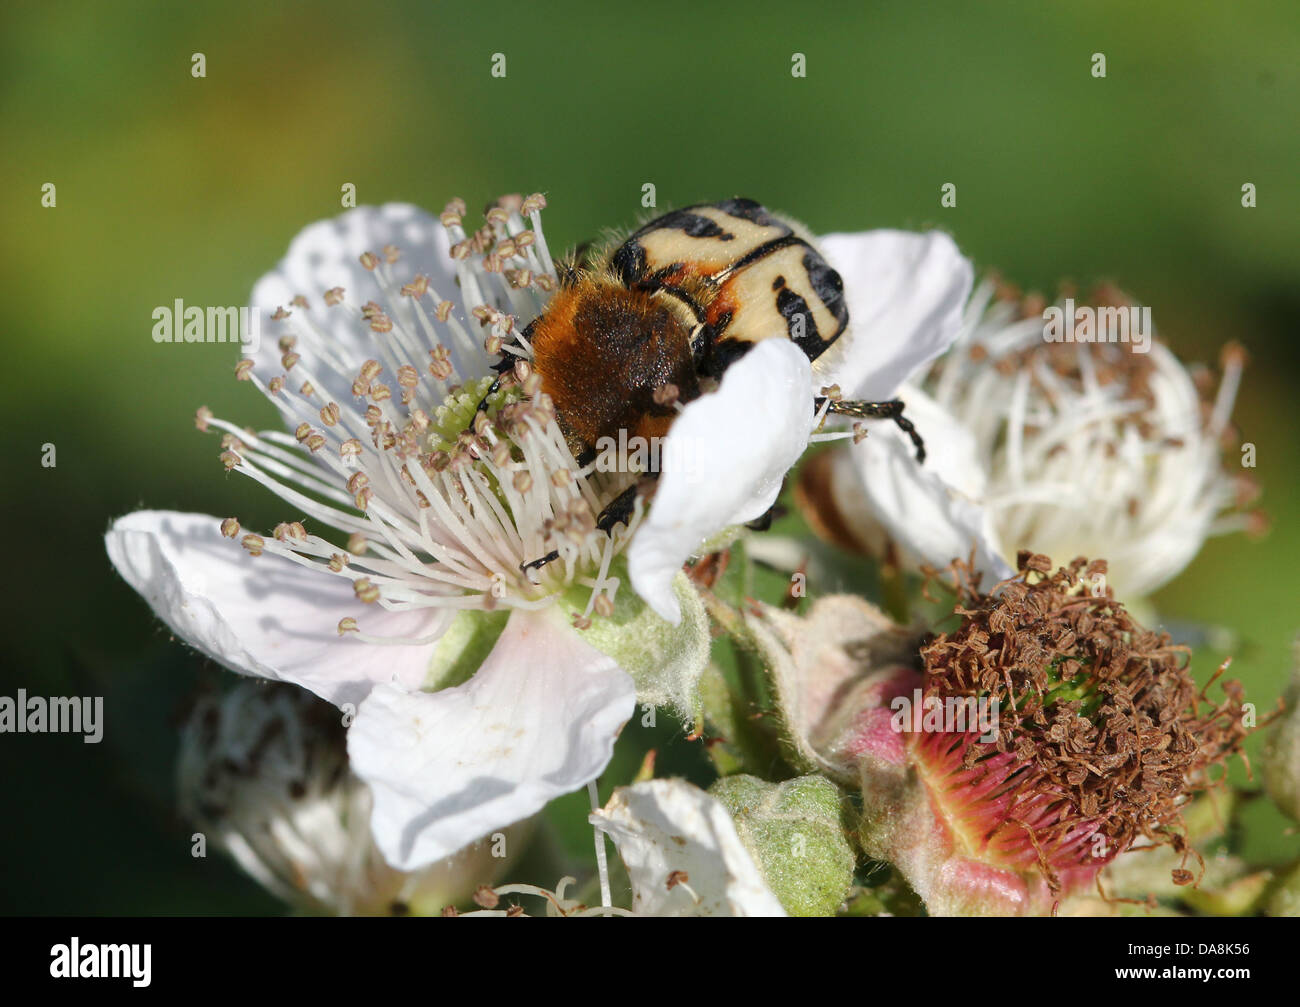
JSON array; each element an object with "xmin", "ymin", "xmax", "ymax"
[
  {"xmin": 472, "ymin": 372, "xmax": 505, "ymax": 420},
  {"xmin": 596, "ymin": 484, "xmax": 640, "ymax": 535},
  {"xmin": 519, "ymin": 549, "xmax": 562, "ymax": 580},
  {"xmin": 464, "ymin": 357, "xmax": 517, "ymax": 434},
  {"xmin": 519, "ymin": 480, "xmax": 643, "ymax": 575},
  {"xmin": 466, "ymin": 323, "xmax": 534, "ymax": 432},
  {"xmin": 745, "ymin": 507, "xmax": 775, "ymax": 532},
  {"xmin": 818, "ymin": 397, "xmax": 926, "ymax": 464},
  {"xmin": 519, "ymin": 485, "xmax": 632, "ymax": 576}
]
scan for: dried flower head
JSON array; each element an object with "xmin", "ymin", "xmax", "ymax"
[{"xmin": 911, "ymin": 552, "xmax": 1252, "ymax": 899}]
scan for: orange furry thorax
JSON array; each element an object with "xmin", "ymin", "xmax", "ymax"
[{"xmin": 528, "ymin": 275, "xmax": 700, "ymax": 451}]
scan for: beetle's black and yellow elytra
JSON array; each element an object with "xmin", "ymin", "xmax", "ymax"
[{"xmin": 608, "ymin": 198, "xmax": 850, "ymax": 380}]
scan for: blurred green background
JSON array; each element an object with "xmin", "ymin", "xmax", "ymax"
[{"xmin": 1, "ymin": 0, "xmax": 1296, "ymax": 913}]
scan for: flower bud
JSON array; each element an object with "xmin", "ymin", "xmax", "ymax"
[
  {"xmin": 710, "ymin": 774, "xmax": 856, "ymax": 917},
  {"xmin": 178, "ymin": 680, "xmax": 524, "ymax": 915},
  {"xmin": 1263, "ymin": 649, "xmax": 1300, "ymax": 823},
  {"xmin": 1265, "ymin": 860, "xmax": 1300, "ymax": 917}
]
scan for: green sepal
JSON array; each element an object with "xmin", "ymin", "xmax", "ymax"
[
  {"xmin": 558, "ymin": 559, "xmax": 709, "ymax": 723},
  {"xmin": 710, "ymin": 774, "xmax": 856, "ymax": 917},
  {"xmin": 423, "ymin": 608, "xmax": 510, "ymax": 691}
]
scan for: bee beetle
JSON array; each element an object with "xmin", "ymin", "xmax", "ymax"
[{"xmin": 476, "ymin": 198, "xmax": 925, "ymax": 571}]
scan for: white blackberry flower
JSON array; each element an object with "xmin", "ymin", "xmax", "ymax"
[{"xmin": 817, "ymin": 280, "xmax": 1259, "ymax": 598}]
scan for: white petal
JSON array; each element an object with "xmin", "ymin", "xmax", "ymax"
[
  {"xmin": 350, "ymin": 608, "xmax": 635, "ymax": 870},
  {"xmin": 248, "ymin": 204, "xmax": 463, "ymax": 406},
  {"xmin": 628, "ymin": 339, "xmax": 814, "ymax": 623},
  {"xmin": 591, "ymin": 779, "xmax": 786, "ymax": 917},
  {"xmin": 837, "ymin": 387, "xmax": 1013, "ymax": 582},
  {"xmin": 105, "ymin": 510, "xmax": 449, "ymax": 707},
  {"xmin": 814, "ymin": 230, "xmax": 974, "ymax": 400}
]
